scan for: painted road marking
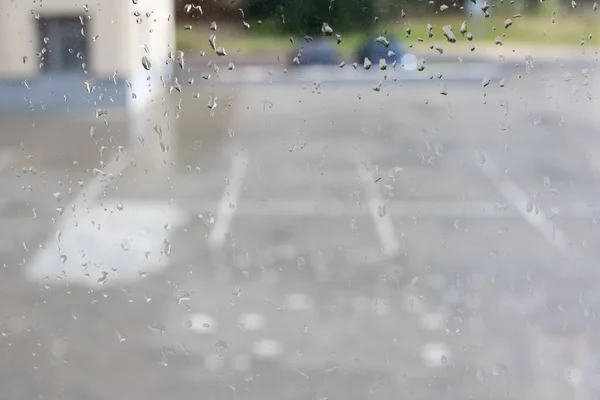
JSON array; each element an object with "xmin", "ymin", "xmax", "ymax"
[
  {"xmin": 71, "ymin": 152, "xmax": 130, "ymax": 211},
  {"xmin": 421, "ymin": 342, "xmax": 452, "ymax": 368},
  {"xmin": 419, "ymin": 313, "xmax": 447, "ymax": 331},
  {"xmin": 0, "ymin": 147, "xmax": 15, "ymax": 173},
  {"xmin": 183, "ymin": 199, "xmax": 507, "ymax": 217},
  {"xmin": 25, "ymin": 152, "xmax": 134, "ymax": 287},
  {"xmin": 191, "ymin": 63, "xmax": 504, "ymax": 85},
  {"xmin": 284, "ymin": 293, "xmax": 313, "ymax": 310},
  {"xmin": 252, "ymin": 339, "xmax": 284, "ymax": 357},
  {"xmin": 150, "ymin": 198, "xmax": 600, "ymax": 218},
  {"xmin": 6, "ymin": 195, "xmax": 597, "ymax": 219},
  {"xmin": 208, "ymin": 150, "xmax": 249, "ymax": 248},
  {"xmin": 359, "ymin": 161, "xmax": 400, "ymax": 258},
  {"xmin": 187, "ymin": 313, "xmax": 219, "ymax": 334},
  {"xmin": 473, "ymin": 149, "xmax": 573, "ymax": 257},
  {"xmin": 237, "ymin": 313, "xmax": 266, "ymax": 331},
  {"xmin": 25, "ymin": 200, "xmax": 187, "ymax": 287}
]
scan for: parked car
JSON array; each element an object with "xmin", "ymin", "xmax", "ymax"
[
  {"xmin": 355, "ymin": 37, "xmax": 417, "ymax": 70},
  {"xmin": 288, "ymin": 37, "xmax": 341, "ymax": 66}
]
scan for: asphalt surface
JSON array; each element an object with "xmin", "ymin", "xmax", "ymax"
[{"xmin": 0, "ymin": 57, "xmax": 599, "ymax": 400}]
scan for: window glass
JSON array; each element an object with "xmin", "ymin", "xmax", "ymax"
[{"xmin": 0, "ymin": 0, "xmax": 598, "ymax": 399}]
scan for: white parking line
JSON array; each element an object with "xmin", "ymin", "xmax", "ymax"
[
  {"xmin": 208, "ymin": 150, "xmax": 249, "ymax": 247},
  {"xmin": 71, "ymin": 152, "xmax": 130, "ymax": 209},
  {"xmin": 421, "ymin": 342, "xmax": 452, "ymax": 368},
  {"xmin": 0, "ymin": 147, "xmax": 15, "ymax": 173},
  {"xmin": 205, "ymin": 63, "xmax": 504, "ymax": 85},
  {"xmin": 473, "ymin": 149, "xmax": 572, "ymax": 257},
  {"xmin": 358, "ymin": 161, "xmax": 401, "ymax": 258},
  {"xmin": 176, "ymin": 198, "xmax": 551, "ymax": 218}
]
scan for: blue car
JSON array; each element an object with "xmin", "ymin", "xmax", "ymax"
[
  {"xmin": 356, "ymin": 37, "xmax": 406, "ymax": 66},
  {"xmin": 289, "ymin": 38, "xmax": 341, "ymax": 66}
]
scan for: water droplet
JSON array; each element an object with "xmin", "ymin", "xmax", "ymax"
[
  {"xmin": 98, "ymin": 271, "xmax": 109, "ymax": 285},
  {"xmin": 208, "ymin": 34, "xmax": 217, "ymax": 50},
  {"xmin": 495, "ymin": 36, "xmax": 503, "ymax": 45},
  {"xmin": 460, "ymin": 21, "xmax": 468, "ymax": 34},
  {"xmin": 115, "ymin": 329, "xmax": 126, "ymax": 343},
  {"xmin": 427, "ymin": 24, "xmax": 433, "ymax": 38},
  {"xmin": 375, "ymin": 36, "xmax": 390, "ymax": 47},
  {"xmin": 216, "ymin": 46, "xmax": 227, "ymax": 56},
  {"xmin": 60, "ymin": 254, "xmax": 67, "ymax": 263},
  {"xmin": 210, "ymin": 21, "xmax": 218, "ymax": 31},
  {"xmin": 504, "ymin": 18, "xmax": 513, "ymax": 29},
  {"xmin": 207, "ymin": 96, "xmax": 217, "ymax": 110},
  {"xmin": 297, "ymin": 256, "xmax": 306, "ymax": 268},
  {"xmin": 363, "ymin": 57, "xmax": 372, "ymax": 70},
  {"xmin": 141, "ymin": 56, "xmax": 151, "ymax": 71},
  {"xmin": 526, "ymin": 199, "xmax": 533, "ymax": 213},
  {"xmin": 199, "ymin": 212, "xmax": 215, "ymax": 231},
  {"xmin": 163, "ymin": 239, "xmax": 172, "ymax": 256},
  {"xmin": 321, "ymin": 22, "xmax": 333, "ymax": 35},
  {"xmin": 121, "ymin": 240, "xmax": 131, "ymax": 251},
  {"xmin": 442, "ymin": 25, "xmax": 456, "ymax": 43},
  {"xmin": 215, "ymin": 340, "xmax": 229, "ymax": 353},
  {"xmin": 440, "ymin": 83, "xmax": 448, "ymax": 95}
]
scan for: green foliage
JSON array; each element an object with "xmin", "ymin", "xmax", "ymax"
[{"xmin": 245, "ymin": 0, "xmax": 376, "ymax": 34}]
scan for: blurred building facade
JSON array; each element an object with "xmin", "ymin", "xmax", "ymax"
[{"xmin": 0, "ymin": 0, "xmax": 175, "ymax": 113}]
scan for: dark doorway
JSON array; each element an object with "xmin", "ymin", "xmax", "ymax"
[{"xmin": 37, "ymin": 16, "xmax": 89, "ymax": 74}]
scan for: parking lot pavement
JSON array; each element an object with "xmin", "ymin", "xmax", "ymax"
[{"xmin": 1, "ymin": 61, "xmax": 599, "ymax": 399}]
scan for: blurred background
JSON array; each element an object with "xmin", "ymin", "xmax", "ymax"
[
  {"xmin": 175, "ymin": 0, "xmax": 599, "ymax": 61},
  {"xmin": 0, "ymin": 0, "xmax": 598, "ymax": 399}
]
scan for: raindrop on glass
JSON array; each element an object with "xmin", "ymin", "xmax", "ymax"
[
  {"xmin": 442, "ymin": 25, "xmax": 456, "ymax": 43},
  {"xmin": 141, "ymin": 56, "xmax": 151, "ymax": 71},
  {"xmin": 321, "ymin": 22, "xmax": 333, "ymax": 35}
]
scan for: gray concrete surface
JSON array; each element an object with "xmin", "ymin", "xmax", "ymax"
[{"xmin": 0, "ymin": 57, "xmax": 599, "ymax": 400}]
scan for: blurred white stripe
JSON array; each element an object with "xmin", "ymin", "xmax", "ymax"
[
  {"xmin": 0, "ymin": 147, "xmax": 15, "ymax": 173},
  {"xmin": 208, "ymin": 151, "xmax": 249, "ymax": 247},
  {"xmin": 177, "ymin": 199, "xmax": 514, "ymax": 217},
  {"xmin": 358, "ymin": 161, "xmax": 401, "ymax": 257},
  {"xmin": 474, "ymin": 149, "xmax": 573, "ymax": 257},
  {"xmin": 211, "ymin": 63, "xmax": 502, "ymax": 84}
]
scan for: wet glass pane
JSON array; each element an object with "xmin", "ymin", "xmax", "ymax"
[{"xmin": 0, "ymin": 0, "xmax": 599, "ymax": 399}]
